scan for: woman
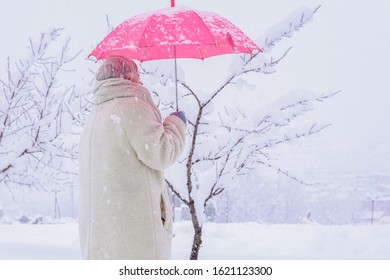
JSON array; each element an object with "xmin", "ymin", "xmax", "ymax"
[{"xmin": 78, "ymin": 56, "xmax": 186, "ymax": 259}]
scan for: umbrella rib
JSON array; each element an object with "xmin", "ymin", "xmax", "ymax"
[
  {"xmin": 136, "ymin": 15, "xmax": 159, "ymax": 62},
  {"xmin": 197, "ymin": 44, "xmax": 205, "ymax": 60},
  {"xmin": 137, "ymin": 15, "xmax": 155, "ymax": 49},
  {"xmin": 189, "ymin": 10, "xmax": 219, "ymax": 52}
]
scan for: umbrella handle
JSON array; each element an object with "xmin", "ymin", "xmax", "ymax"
[{"xmin": 171, "ymin": 0, "xmax": 175, "ymax": 7}]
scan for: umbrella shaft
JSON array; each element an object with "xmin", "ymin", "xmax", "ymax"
[{"xmin": 174, "ymin": 45, "xmax": 178, "ymax": 111}]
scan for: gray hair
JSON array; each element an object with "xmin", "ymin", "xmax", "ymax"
[{"xmin": 96, "ymin": 56, "xmax": 139, "ymax": 82}]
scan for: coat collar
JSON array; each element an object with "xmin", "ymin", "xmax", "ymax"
[{"xmin": 93, "ymin": 78, "xmax": 152, "ymax": 106}]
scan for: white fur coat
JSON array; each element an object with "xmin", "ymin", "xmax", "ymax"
[{"xmin": 78, "ymin": 78, "xmax": 186, "ymax": 259}]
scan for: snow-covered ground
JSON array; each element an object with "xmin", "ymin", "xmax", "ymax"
[{"xmin": 1, "ymin": 222, "xmax": 389, "ymax": 260}]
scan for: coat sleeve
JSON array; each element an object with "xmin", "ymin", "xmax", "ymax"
[{"xmin": 116, "ymin": 97, "xmax": 186, "ymax": 171}]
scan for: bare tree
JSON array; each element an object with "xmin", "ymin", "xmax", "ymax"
[
  {"xmin": 140, "ymin": 5, "xmax": 338, "ymax": 259},
  {"xmin": 0, "ymin": 28, "xmax": 83, "ymax": 194}
]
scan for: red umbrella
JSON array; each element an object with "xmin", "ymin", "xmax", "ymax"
[{"xmin": 89, "ymin": 1, "xmax": 262, "ymax": 109}]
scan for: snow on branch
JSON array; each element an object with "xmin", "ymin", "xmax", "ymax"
[
  {"xmin": 0, "ymin": 28, "xmax": 82, "ymax": 190},
  {"xmin": 259, "ymin": 5, "xmax": 321, "ymax": 52}
]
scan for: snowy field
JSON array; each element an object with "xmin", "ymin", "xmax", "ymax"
[{"xmin": 0, "ymin": 222, "xmax": 389, "ymax": 260}]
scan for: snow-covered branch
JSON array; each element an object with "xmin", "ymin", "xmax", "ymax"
[
  {"xmin": 196, "ymin": 5, "xmax": 321, "ymax": 108},
  {"xmin": 0, "ymin": 28, "xmax": 82, "ymax": 190},
  {"xmin": 260, "ymin": 5, "xmax": 321, "ymax": 52}
]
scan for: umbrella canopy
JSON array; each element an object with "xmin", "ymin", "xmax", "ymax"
[
  {"xmin": 88, "ymin": 6, "xmax": 261, "ymax": 61},
  {"xmin": 88, "ymin": 4, "xmax": 262, "ymax": 110}
]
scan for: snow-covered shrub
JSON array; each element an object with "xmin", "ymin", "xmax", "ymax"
[{"xmin": 18, "ymin": 214, "xmax": 30, "ymax": 224}]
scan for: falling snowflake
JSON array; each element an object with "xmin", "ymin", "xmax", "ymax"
[{"xmin": 110, "ymin": 114, "xmax": 122, "ymax": 124}]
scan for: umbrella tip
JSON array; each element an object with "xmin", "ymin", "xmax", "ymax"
[{"xmin": 171, "ymin": 0, "xmax": 175, "ymax": 7}]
